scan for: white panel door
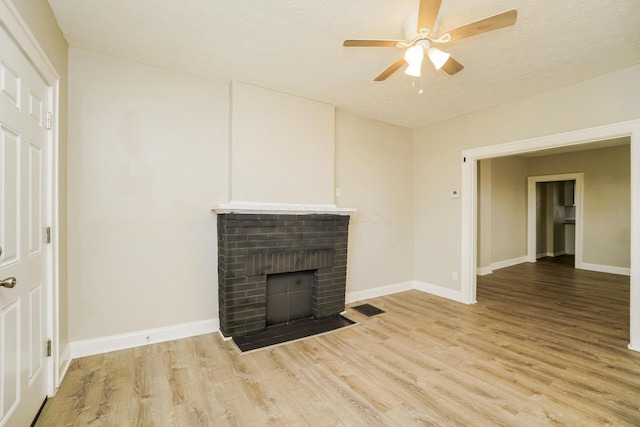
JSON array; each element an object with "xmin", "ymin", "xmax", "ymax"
[{"xmin": 0, "ymin": 23, "xmax": 49, "ymax": 427}]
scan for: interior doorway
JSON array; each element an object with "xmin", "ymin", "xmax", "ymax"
[
  {"xmin": 460, "ymin": 120, "xmax": 640, "ymax": 351},
  {"xmin": 527, "ymin": 174, "xmax": 583, "ymax": 268},
  {"xmin": 536, "ymin": 181, "xmax": 575, "ymax": 263}
]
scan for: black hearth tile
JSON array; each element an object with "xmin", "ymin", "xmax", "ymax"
[
  {"xmin": 351, "ymin": 303, "xmax": 385, "ymax": 317},
  {"xmin": 232, "ymin": 316, "xmax": 355, "ymax": 353}
]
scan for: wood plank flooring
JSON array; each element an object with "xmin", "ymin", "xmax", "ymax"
[{"xmin": 37, "ymin": 259, "xmax": 640, "ymax": 426}]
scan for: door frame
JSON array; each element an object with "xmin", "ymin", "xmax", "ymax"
[
  {"xmin": 0, "ymin": 0, "xmax": 61, "ymax": 392},
  {"xmin": 527, "ymin": 173, "xmax": 584, "ymax": 266},
  {"xmin": 461, "ymin": 119, "xmax": 640, "ymax": 352}
]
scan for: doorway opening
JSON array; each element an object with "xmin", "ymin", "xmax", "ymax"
[
  {"xmin": 528, "ymin": 174, "xmax": 583, "ymax": 269},
  {"xmin": 535, "ymin": 181, "xmax": 576, "ymax": 263},
  {"xmin": 460, "ymin": 120, "xmax": 640, "ymax": 351}
]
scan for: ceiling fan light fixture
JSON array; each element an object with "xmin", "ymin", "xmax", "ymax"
[
  {"xmin": 427, "ymin": 47, "xmax": 450, "ymax": 70},
  {"xmin": 404, "ymin": 45, "xmax": 424, "ymax": 77},
  {"xmin": 343, "ymin": 2, "xmax": 517, "ymax": 81}
]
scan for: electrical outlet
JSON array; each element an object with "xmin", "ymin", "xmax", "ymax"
[{"xmin": 452, "ymin": 272, "xmax": 458, "ymax": 281}]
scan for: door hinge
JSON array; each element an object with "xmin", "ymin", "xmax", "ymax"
[
  {"xmin": 46, "ymin": 339, "xmax": 52, "ymax": 357},
  {"xmin": 45, "ymin": 227, "xmax": 52, "ymax": 244},
  {"xmin": 46, "ymin": 112, "xmax": 52, "ymax": 130}
]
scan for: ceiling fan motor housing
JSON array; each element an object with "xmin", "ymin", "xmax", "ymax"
[{"xmin": 403, "ymin": 11, "xmax": 440, "ymax": 40}]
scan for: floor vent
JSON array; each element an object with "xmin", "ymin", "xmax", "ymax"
[{"xmin": 352, "ymin": 303, "xmax": 385, "ymax": 317}]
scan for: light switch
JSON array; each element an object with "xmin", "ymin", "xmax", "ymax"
[{"xmin": 451, "ymin": 189, "xmax": 460, "ymax": 199}]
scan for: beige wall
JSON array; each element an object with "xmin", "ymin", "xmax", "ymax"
[
  {"xmin": 489, "ymin": 156, "xmax": 528, "ymax": 263},
  {"xmin": 67, "ymin": 49, "xmax": 414, "ymax": 342},
  {"xmin": 414, "ymin": 64, "xmax": 640, "ymax": 291},
  {"xmin": 477, "ymin": 145, "xmax": 630, "ymax": 271},
  {"xmin": 528, "ymin": 145, "xmax": 631, "ymax": 268},
  {"xmin": 335, "ymin": 111, "xmax": 414, "ymax": 293},
  {"xmin": 67, "ymin": 49, "xmax": 228, "ymax": 340},
  {"xmin": 7, "ymin": 0, "xmax": 638, "ymax": 360},
  {"xmin": 551, "ymin": 183, "xmax": 567, "ymax": 254},
  {"xmin": 230, "ymin": 81, "xmax": 335, "ymax": 205},
  {"xmin": 477, "ymin": 160, "xmax": 492, "ymax": 271},
  {"xmin": 545, "ymin": 184, "xmax": 555, "ymax": 255},
  {"xmin": 56, "ymin": 20, "xmax": 640, "ymax": 344},
  {"xmin": 9, "ymin": 0, "xmax": 70, "ymax": 353},
  {"xmin": 535, "ymin": 182, "xmax": 547, "ymax": 256}
]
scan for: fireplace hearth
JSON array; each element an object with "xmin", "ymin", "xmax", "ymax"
[{"xmin": 216, "ymin": 212, "xmax": 350, "ymax": 337}]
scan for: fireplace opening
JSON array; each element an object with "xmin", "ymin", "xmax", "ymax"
[{"xmin": 266, "ymin": 270, "xmax": 314, "ymax": 325}]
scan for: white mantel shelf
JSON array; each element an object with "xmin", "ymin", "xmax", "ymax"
[{"xmin": 212, "ymin": 201, "xmax": 356, "ymax": 215}]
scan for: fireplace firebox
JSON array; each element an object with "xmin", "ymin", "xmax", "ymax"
[
  {"xmin": 216, "ymin": 213, "xmax": 350, "ymax": 337},
  {"xmin": 266, "ymin": 270, "xmax": 314, "ymax": 325}
]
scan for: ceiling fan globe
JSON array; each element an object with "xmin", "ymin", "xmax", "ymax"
[
  {"xmin": 428, "ymin": 47, "xmax": 450, "ymax": 70},
  {"xmin": 404, "ymin": 45, "xmax": 424, "ymax": 77}
]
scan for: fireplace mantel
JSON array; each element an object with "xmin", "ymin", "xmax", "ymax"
[{"xmin": 212, "ymin": 201, "xmax": 356, "ymax": 215}]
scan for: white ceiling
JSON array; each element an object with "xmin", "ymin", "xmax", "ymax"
[{"xmin": 48, "ymin": 0, "xmax": 640, "ymax": 129}]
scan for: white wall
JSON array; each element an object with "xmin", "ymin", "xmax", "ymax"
[
  {"xmin": 68, "ymin": 49, "xmax": 228, "ymax": 341},
  {"xmin": 335, "ymin": 112, "xmax": 414, "ymax": 297},
  {"xmin": 230, "ymin": 81, "xmax": 335, "ymax": 205},
  {"xmin": 414, "ymin": 64, "xmax": 640, "ymax": 291}
]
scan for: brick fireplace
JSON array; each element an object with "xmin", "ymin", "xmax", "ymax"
[{"xmin": 216, "ymin": 212, "xmax": 351, "ymax": 337}]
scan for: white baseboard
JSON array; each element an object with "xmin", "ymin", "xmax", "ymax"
[
  {"xmin": 536, "ymin": 252, "xmax": 547, "ymax": 259},
  {"xmin": 628, "ymin": 343, "xmax": 640, "ymax": 353},
  {"xmin": 347, "ymin": 280, "xmax": 465, "ymax": 305},
  {"xmin": 67, "ymin": 279, "xmax": 472, "ymax": 360},
  {"xmin": 491, "ymin": 256, "xmax": 529, "ymax": 271},
  {"xmin": 413, "ymin": 281, "xmax": 465, "ymax": 303},
  {"xmin": 70, "ymin": 318, "xmax": 219, "ymax": 359},
  {"xmin": 346, "ymin": 281, "xmax": 413, "ymax": 304},
  {"xmin": 580, "ymin": 262, "xmax": 630, "ymax": 276},
  {"xmin": 57, "ymin": 343, "xmax": 72, "ymax": 388},
  {"xmin": 477, "ymin": 266, "xmax": 493, "ymax": 276}
]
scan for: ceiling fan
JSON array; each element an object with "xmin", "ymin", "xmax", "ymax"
[{"xmin": 343, "ymin": 0, "xmax": 517, "ymax": 81}]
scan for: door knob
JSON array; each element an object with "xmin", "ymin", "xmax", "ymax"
[{"xmin": 1, "ymin": 277, "xmax": 16, "ymax": 288}]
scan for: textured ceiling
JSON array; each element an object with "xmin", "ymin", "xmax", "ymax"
[{"xmin": 48, "ymin": 0, "xmax": 640, "ymax": 129}]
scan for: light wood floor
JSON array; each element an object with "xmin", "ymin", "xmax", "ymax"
[{"xmin": 37, "ymin": 259, "xmax": 640, "ymax": 426}]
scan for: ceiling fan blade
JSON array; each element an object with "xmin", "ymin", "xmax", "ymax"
[
  {"xmin": 374, "ymin": 57, "xmax": 407, "ymax": 81},
  {"xmin": 417, "ymin": 0, "xmax": 442, "ymax": 33},
  {"xmin": 441, "ymin": 57, "xmax": 464, "ymax": 75},
  {"xmin": 443, "ymin": 9, "xmax": 517, "ymax": 42},
  {"xmin": 343, "ymin": 40, "xmax": 401, "ymax": 47}
]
